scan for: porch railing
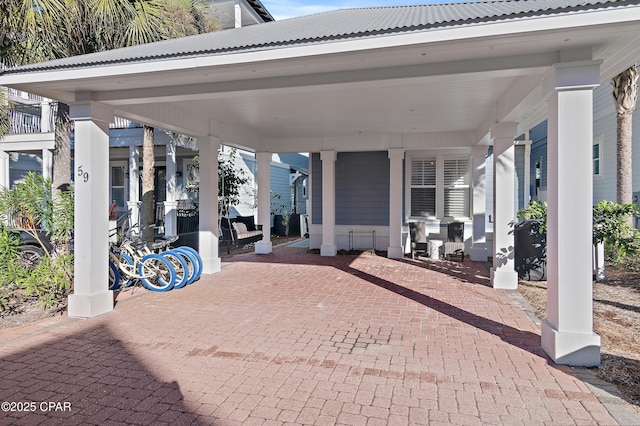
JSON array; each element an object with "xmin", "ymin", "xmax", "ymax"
[{"xmin": 7, "ymin": 101, "xmax": 57, "ymax": 134}]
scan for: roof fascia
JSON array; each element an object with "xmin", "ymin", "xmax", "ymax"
[{"xmin": 93, "ymin": 51, "xmax": 558, "ymax": 105}]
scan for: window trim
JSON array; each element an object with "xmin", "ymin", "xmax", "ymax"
[
  {"xmin": 406, "ymin": 152, "xmax": 472, "ymax": 221},
  {"xmin": 109, "ymin": 160, "xmax": 129, "ymax": 213}
]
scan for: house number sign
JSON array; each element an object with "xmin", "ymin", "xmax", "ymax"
[{"xmin": 77, "ymin": 166, "xmax": 89, "ymax": 183}]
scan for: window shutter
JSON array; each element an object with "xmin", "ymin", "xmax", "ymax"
[
  {"xmin": 411, "ymin": 188, "xmax": 436, "ymax": 217},
  {"xmin": 443, "ymin": 158, "xmax": 470, "ymax": 217},
  {"xmin": 411, "ymin": 158, "xmax": 436, "ymax": 186},
  {"xmin": 411, "ymin": 157, "xmax": 436, "ymax": 217}
]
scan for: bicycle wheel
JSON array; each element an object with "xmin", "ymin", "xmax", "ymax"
[
  {"xmin": 108, "ymin": 261, "xmax": 119, "ymax": 290},
  {"xmin": 113, "ymin": 252, "xmax": 134, "ymax": 288},
  {"xmin": 138, "ymin": 253, "xmax": 176, "ymax": 292},
  {"xmin": 161, "ymin": 250, "xmax": 189, "ymax": 289},
  {"xmin": 173, "ymin": 247, "xmax": 200, "ymax": 283},
  {"xmin": 176, "ymin": 246, "xmax": 203, "ymax": 280}
]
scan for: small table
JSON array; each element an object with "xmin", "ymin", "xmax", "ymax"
[{"xmin": 428, "ymin": 239, "xmax": 444, "ymax": 260}]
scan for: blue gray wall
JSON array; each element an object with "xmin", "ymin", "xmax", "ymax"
[
  {"xmin": 312, "ymin": 151, "xmax": 390, "ymax": 226},
  {"xmin": 529, "ymin": 120, "xmax": 548, "ymax": 201}
]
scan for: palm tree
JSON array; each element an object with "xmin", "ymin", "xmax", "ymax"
[
  {"xmin": 1, "ymin": 0, "xmax": 219, "ymax": 241},
  {"xmin": 612, "ymin": 65, "xmax": 639, "ymax": 222}
]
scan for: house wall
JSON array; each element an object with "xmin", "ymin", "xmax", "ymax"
[
  {"xmin": 336, "ymin": 151, "xmax": 390, "ymax": 226},
  {"xmin": 529, "ymin": 120, "xmax": 548, "ymax": 202},
  {"xmin": 592, "ymin": 82, "xmax": 640, "ymax": 205}
]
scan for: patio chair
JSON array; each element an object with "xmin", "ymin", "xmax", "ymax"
[
  {"xmin": 409, "ymin": 222, "xmax": 428, "ymax": 260},
  {"xmin": 442, "ymin": 221, "xmax": 465, "ymax": 262}
]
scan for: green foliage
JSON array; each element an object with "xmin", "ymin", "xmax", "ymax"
[
  {"xmin": 20, "ymin": 254, "xmax": 73, "ymax": 311},
  {"xmin": 0, "ymin": 174, "xmax": 74, "ymax": 312},
  {"xmin": 517, "ymin": 201, "xmax": 548, "ymax": 232},
  {"xmin": 593, "ymin": 200, "xmax": 640, "ymax": 260},
  {"xmin": 518, "ymin": 199, "xmax": 640, "ymax": 267},
  {"xmin": 0, "ymin": 172, "xmax": 74, "ymax": 252},
  {"xmin": 0, "ymin": 225, "xmax": 21, "ymax": 312}
]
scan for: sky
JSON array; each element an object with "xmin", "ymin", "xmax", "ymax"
[{"xmin": 261, "ymin": 1, "xmax": 437, "ymax": 21}]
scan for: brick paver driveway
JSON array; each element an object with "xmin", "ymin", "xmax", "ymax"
[{"xmin": 0, "ymin": 245, "xmax": 630, "ymax": 424}]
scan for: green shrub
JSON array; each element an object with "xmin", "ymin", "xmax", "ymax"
[
  {"xmin": 0, "ymin": 174, "xmax": 75, "ymax": 312},
  {"xmin": 19, "ymin": 253, "xmax": 73, "ymax": 312}
]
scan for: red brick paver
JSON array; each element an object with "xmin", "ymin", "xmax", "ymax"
[{"xmin": 0, "ymin": 246, "xmax": 630, "ymax": 424}]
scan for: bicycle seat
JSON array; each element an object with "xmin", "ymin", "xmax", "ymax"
[
  {"xmin": 162, "ymin": 235, "xmax": 179, "ymax": 244},
  {"xmin": 148, "ymin": 241, "xmax": 166, "ymax": 250}
]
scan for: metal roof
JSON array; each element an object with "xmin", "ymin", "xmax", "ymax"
[{"xmin": 4, "ymin": 0, "xmax": 637, "ymax": 74}]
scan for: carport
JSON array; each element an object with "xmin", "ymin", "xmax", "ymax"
[{"xmin": 2, "ymin": 1, "xmax": 640, "ymax": 366}]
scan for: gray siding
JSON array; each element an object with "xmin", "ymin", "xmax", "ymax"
[
  {"xmin": 271, "ymin": 163, "xmax": 292, "ymax": 215},
  {"xmin": 335, "ymin": 151, "xmax": 389, "ymax": 226},
  {"xmin": 529, "ymin": 120, "xmax": 547, "ymax": 201},
  {"xmin": 311, "ymin": 153, "xmax": 322, "ymax": 224}
]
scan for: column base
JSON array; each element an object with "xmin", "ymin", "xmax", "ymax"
[
  {"xmin": 490, "ymin": 267, "xmax": 518, "ymax": 289},
  {"xmin": 68, "ymin": 291, "xmax": 113, "ymax": 318},
  {"xmin": 470, "ymin": 244, "xmax": 488, "ymax": 262},
  {"xmin": 541, "ymin": 321, "xmax": 601, "ymax": 366},
  {"xmin": 321, "ymin": 244, "xmax": 337, "ymax": 257},
  {"xmin": 387, "ymin": 246, "xmax": 404, "ymax": 259},
  {"xmin": 202, "ymin": 257, "xmax": 221, "ymax": 274},
  {"xmin": 255, "ymin": 240, "xmax": 273, "ymax": 254}
]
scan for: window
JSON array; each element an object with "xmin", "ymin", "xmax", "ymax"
[
  {"xmin": 410, "ymin": 157, "xmax": 436, "ymax": 217},
  {"xmin": 110, "ymin": 163, "xmax": 127, "ymax": 210},
  {"xmin": 593, "ymin": 142, "xmax": 601, "ymax": 176},
  {"xmin": 443, "ymin": 158, "xmax": 470, "ymax": 217},
  {"xmin": 409, "ymin": 155, "xmax": 471, "ymax": 219}
]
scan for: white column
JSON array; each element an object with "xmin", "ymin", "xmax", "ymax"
[
  {"xmin": 164, "ymin": 140, "xmax": 178, "ymax": 236},
  {"xmin": 541, "ymin": 61, "xmax": 601, "ymax": 366},
  {"xmin": 42, "ymin": 149, "xmax": 53, "ymax": 181},
  {"xmin": 388, "ymin": 149, "xmax": 405, "ymax": 258},
  {"xmin": 40, "ymin": 100, "xmax": 53, "ymax": 133},
  {"xmin": 471, "ymin": 146, "xmax": 488, "ymax": 262},
  {"xmin": 67, "ymin": 102, "xmax": 114, "ymax": 318},
  {"xmin": 0, "ymin": 151, "xmax": 10, "ymax": 189},
  {"xmin": 234, "ymin": 0, "xmax": 242, "ymax": 28},
  {"xmin": 321, "ymin": 151, "xmax": 337, "ymax": 256},
  {"xmin": 198, "ymin": 136, "xmax": 221, "ymax": 273},
  {"xmin": 490, "ymin": 122, "xmax": 518, "ymax": 289},
  {"xmin": 255, "ymin": 152, "xmax": 273, "ymax": 254},
  {"xmin": 127, "ymin": 146, "xmax": 141, "ymax": 232}
]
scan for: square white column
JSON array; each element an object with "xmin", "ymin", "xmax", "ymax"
[
  {"xmin": 127, "ymin": 146, "xmax": 141, "ymax": 232},
  {"xmin": 471, "ymin": 146, "xmax": 488, "ymax": 262},
  {"xmin": 255, "ymin": 151, "xmax": 273, "ymax": 254},
  {"xmin": 67, "ymin": 102, "xmax": 114, "ymax": 318},
  {"xmin": 164, "ymin": 140, "xmax": 177, "ymax": 236},
  {"xmin": 320, "ymin": 151, "xmax": 337, "ymax": 256},
  {"xmin": 541, "ymin": 61, "xmax": 601, "ymax": 366},
  {"xmin": 0, "ymin": 151, "xmax": 9, "ymax": 189},
  {"xmin": 198, "ymin": 136, "xmax": 221, "ymax": 273},
  {"xmin": 388, "ymin": 149, "xmax": 405, "ymax": 258},
  {"xmin": 490, "ymin": 122, "xmax": 518, "ymax": 289},
  {"xmin": 42, "ymin": 149, "xmax": 53, "ymax": 181}
]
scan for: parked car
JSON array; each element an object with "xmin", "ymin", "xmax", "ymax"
[{"xmin": 12, "ymin": 229, "xmax": 53, "ymax": 269}]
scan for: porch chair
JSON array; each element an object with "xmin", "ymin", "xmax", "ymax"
[
  {"xmin": 442, "ymin": 221, "xmax": 465, "ymax": 262},
  {"xmin": 409, "ymin": 221, "xmax": 428, "ymax": 260}
]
